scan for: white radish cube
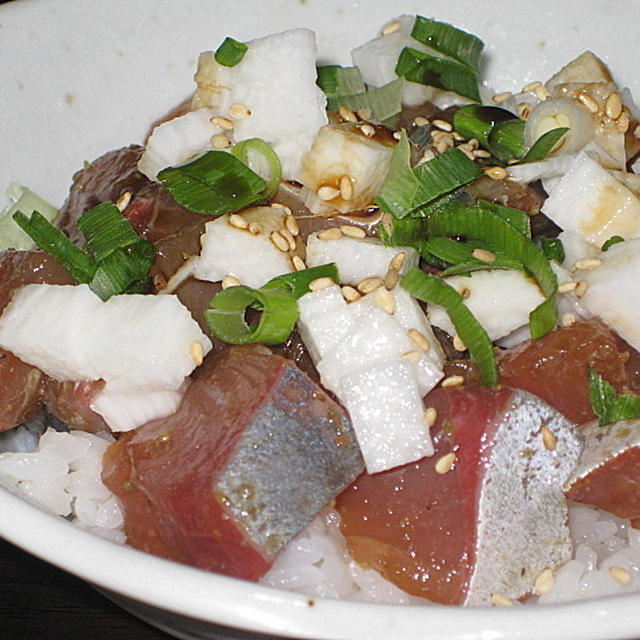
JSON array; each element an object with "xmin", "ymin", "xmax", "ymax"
[
  {"xmin": 339, "ymin": 358, "xmax": 432, "ymax": 474},
  {"xmin": 428, "ymin": 270, "xmax": 546, "ymax": 341},
  {"xmin": 138, "ymin": 108, "xmax": 222, "ymax": 181},
  {"xmin": 296, "ymin": 285, "xmax": 354, "ymax": 363},
  {"xmin": 542, "ymin": 151, "xmax": 640, "ymax": 247},
  {"xmin": 578, "ymin": 238, "xmax": 640, "ymax": 351},
  {"xmin": 300, "ymin": 124, "xmax": 394, "ymax": 214},
  {"xmin": 557, "ymin": 230, "xmax": 600, "ymax": 268},
  {"xmin": 195, "ymin": 207, "xmax": 293, "ymax": 288},
  {"xmin": 305, "ymin": 233, "xmax": 418, "ymax": 286}
]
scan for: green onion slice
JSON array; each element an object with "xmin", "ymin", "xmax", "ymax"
[
  {"xmin": 452, "ymin": 105, "xmax": 517, "ymax": 148},
  {"xmin": 327, "ymin": 79, "xmax": 403, "ymax": 122},
  {"xmin": 317, "ymin": 65, "xmax": 366, "ymax": 97},
  {"xmin": 214, "ymin": 37, "xmax": 248, "ymax": 67},
  {"xmin": 518, "ymin": 127, "xmax": 570, "ymax": 164},
  {"xmin": 488, "ymin": 119, "xmax": 526, "ymax": 164},
  {"xmin": 395, "ymin": 47, "xmax": 481, "ymax": 102},
  {"xmin": 588, "ymin": 367, "xmax": 640, "ymax": 426},
  {"xmin": 230, "ymin": 138, "xmax": 282, "ymax": 201},
  {"xmin": 204, "ymin": 285, "xmax": 299, "ymax": 345},
  {"xmin": 401, "ymin": 268, "xmax": 497, "ymax": 385},
  {"xmin": 158, "ymin": 150, "xmax": 268, "ymax": 216},
  {"xmin": 538, "ymin": 236, "xmax": 565, "ymax": 263},
  {"xmin": 411, "ymin": 16, "xmax": 484, "ymax": 70},
  {"xmin": 263, "ymin": 263, "xmax": 339, "ymax": 299},
  {"xmin": 602, "ymin": 235, "xmax": 624, "ymax": 251},
  {"xmin": 476, "ymin": 200, "xmax": 531, "ymax": 238}
]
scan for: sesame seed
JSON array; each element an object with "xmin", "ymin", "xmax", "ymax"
[
  {"xmin": 472, "ymin": 248, "xmax": 496, "ymax": 262},
  {"xmin": 318, "ymin": 227, "xmax": 343, "ymax": 241},
  {"xmin": 483, "ymin": 166, "xmax": 508, "ymax": 180},
  {"xmin": 459, "ymin": 146, "xmax": 477, "ymax": 162},
  {"xmin": 534, "ymin": 568, "xmax": 555, "ymax": 595},
  {"xmin": 357, "ymin": 276, "xmax": 384, "ymax": 294},
  {"xmin": 441, "ymin": 375, "xmax": 464, "ymax": 388},
  {"xmin": 434, "ymin": 137, "xmax": 453, "ymax": 153},
  {"xmin": 248, "ymin": 222, "xmax": 262, "ymax": 235},
  {"xmin": 423, "ymin": 407, "xmax": 437, "ymax": 428},
  {"xmin": 403, "ymin": 350, "xmax": 422, "ymax": 363},
  {"xmin": 280, "ymin": 227, "xmax": 297, "ymax": 251},
  {"xmin": 452, "ymin": 131, "xmax": 466, "ymax": 141},
  {"xmin": 609, "ymin": 566, "xmax": 632, "ymax": 585},
  {"xmin": 561, "ymin": 312, "xmax": 576, "ymax": 327},
  {"xmin": 340, "ymin": 224, "xmax": 366, "ymax": 239},
  {"xmin": 493, "ymin": 91, "xmax": 513, "ymax": 103},
  {"xmin": 467, "ymin": 138, "xmax": 479, "ymax": 150},
  {"xmin": 453, "ymin": 333, "xmax": 466, "ymax": 352},
  {"xmin": 380, "ymin": 19, "xmax": 401, "ymax": 35},
  {"xmin": 573, "ymin": 257, "xmax": 602, "ymax": 271},
  {"xmin": 270, "ymin": 230, "xmax": 290, "ymax": 252},
  {"xmin": 558, "ymin": 280, "xmax": 578, "ymax": 293},
  {"xmin": 309, "ymin": 277, "xmax": 335, "ymax": 292},
  {"xmin": 473, "ymin": 148, "xmax": 492, "ymax": 158},
  {"xmin": 356, "ymin": 108, "xmax": 372, "ymax": 120},
  {"xmin": 576, "ymin": 93, "xmax": 599, "ymax": 114},
  {"xmin": 189, "ymin": 341, "xmax": 204, "ymax": 366},
  {"xmin": 490, "ymin": 593, "xmax": 514, "ymax": 607},
  {"xmin": 534, "ymin": 85, "xmax": 551, "ymax": 101},
  {"xmin": 359, "ymin": 123, "xmax": 376, "ymax": 137},
  {"xmin": 393, "ymin": 131, "xmax": 402, "ymax": 140},
  {"xmin": 285, "ymin": 214, "xmax": 300, "ymax": 237},
  {"xmin": 115, "ymin": 191, "xmax": 131, "ymax": 212},
  {"xmin": 522, "ymin": 81, "xmax": 543, "ymax": 93},
  {"xmin": 317, "ymin": 185, "xmax": 340, "ymax": 201},
  {"xmin": 432, "ymin": 129, "xmax": 452, "ymax": 142},
  {"xmin": 229, "ymin": 103, "xmax": 251, "ymax": 119},
  {"xmin": 517, "ymin": 103, "xmax": 532, "ymax": 119},
  {"xmin": 433, "ymin": 118, "xmax": 453, "ymax": 132},
  {"xmin": 389, "ymin": 252, "xmax": 406, "ymax": 272},
  {"xmin": 338, "ymin": 105, "xmax": 358, "ymax": 123},
  {"xmin": 408, "ymin": 328, "xmax": 430, "ymax": 352},
  {"xmin": 541, "ymin": 425, "xmax": 557, "ymax": 450},
  {"xmin": 384, "ymin": 267, "xmax": 399, "ymax": 290},
  {"xmin": 435, "ymin": 451, "xmax": 456, "ymax": 474},
  {"xmin": 374, "ymin": 286, "xmax": 395, "ymax": 314},
  {"xmin": 339, "ymin": 175, "xmax": 354, "ymax": 201},
  {"xmin": 271, "ymin": 202, "xmax": 292, "ymax": 215},
  {"xmin": 616, "ymin": 111, "xmax": 631, "ymax": 133},
  {"xmin": 228, "ymin": 213, "xmax": 248, "ymax": 230},
  {"xmin": 420, "ymin": 149, "xmax": 436, "ymax": 163},
  {"xmin": 291, "ymin": 255, "xmax": 307, "ymax": 271},
  {"xmin": 575, "ymin": 279, "xmax": 588, "ymax": 298},
  {"xmin": 413, "ymin": 115, "xmax": 430, "ymax": 127},
  {"xmin": 210, "ymin": 116, "xmax": 233, "ymax": 130},
  {"xmin": 605, "ymin": 92, "xmax": 623, "ymax": 120},
  {"xmin": 459, "ymin": 286, "xmax": 471, "ymax": 300},
  {"xmin": 153, "ymin": 273, "xmax": 167, "ymax": 291},
  {"xmin": 341, "ymin": 285, "xmax": 361, "ymax": 302},
  {"xmin": 211, "ymin": 133, "xmax": 231, "ymax": 149}
]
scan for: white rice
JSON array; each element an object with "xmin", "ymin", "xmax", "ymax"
[{"xmin": 2, "ymin": 426, "xmax": 640, "ymax": 606}]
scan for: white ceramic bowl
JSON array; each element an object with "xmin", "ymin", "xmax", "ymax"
[{"xmin": 2, "ymin": 1, "xmax": 640, "ymax": 638}]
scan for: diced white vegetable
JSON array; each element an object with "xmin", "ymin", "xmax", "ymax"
[
  {"xmin": 545, "ymin": 51, "xmax": 613, "ymax": 91},
  {"xmin": 550, "ymin": 261, "xmax": 591, "ymax": 323},
  {"xmin": 192, "ymin": 29, "xmax": 328, "ymax": 181},
  {"xmin": 300, "ymin": 124, "xmax": 394, "ymax": 214},
  {"xmin": 557, "ymin": 230, "xmax": 599, "ymax": 268},
  {"xmin": 542, "ymin": 151, "xmax": 640, "ymax": 248},
  {"xmin": 0, "ymin": 284, "xmax": 212, "ymax": 431},
  {"xmin": 507, "ymin": 153, "xmax": 576, "ymax": 185},
  {"xmin": 428, "ymin": 270, "xmax": 545, "ymax": 342},
  {"xmin": 195, "ymin": 207, "xmax": 294, "ymax": 288},
  {"xmin": 339, "ymin": 358, "xmax": 433, "ymax": 474},
  {"xmin": 305, "ymin": 233, "xmax": 418, "ymax": 286},
  {"xmin": 296, "ymin": 285, "xmax": 355, "ymax": 363},
  {"xmin": 138, "ymin": 108, "xmax": 222, "ymax": 181},
  {"xmin": 577, "ymin": 238, "xmax": 640, "ymax": 351}
]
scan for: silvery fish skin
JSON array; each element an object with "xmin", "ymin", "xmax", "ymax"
[{"xmin": 466, "ymin": 389, "xmax": 583, "ymax": 605}]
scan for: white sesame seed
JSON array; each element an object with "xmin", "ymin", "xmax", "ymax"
[
  {"xmin": 357, "ymin": 276, "xmax": 384, "ymax": 294},
  {"xmin": 433, "ymin": 118, "xmax": 453, "ymax": 132},
  {"xmin": 403, "ymin": 350, "xmax": 422, "ymax": 363},
  {"xmin": 384, "ymin": 267, "xmax": 399, "ymax": 290},
  {"xmin": 472, "ymin": 248, "xmax": 496, "ymax": 263},
  {"xmin": 459, "ymin": 286, "xmax": 471, "ymax": 300},
  {"xmin": 573, "ymin": 257, "xmax": 602, "ymax": 271},
  {"xmin": 616, "ymin": 111, "xmax": 631, "ymax": 133},
  {"xmin": 605, "ymin": 92, "xmax": 623, "ymax": 120},
  {"xmin": 318, "ymin": 227, "xmax": 343, "ymax": 241},
  {"xmin": 413, "ymin": 116, "xmax": 430, "ymax": 127},
  {"xmin": 408, "ymin": 329, "xmax": 430, "ymax": 352},
  {"xmin": 229, "ymin": 103, "xmax": 251, "ymax": 119},
  {"xmin": 518, "ymin": 103, "xmax": 532, "ymax": 119},
  {"xmin": 359, "ymin": 123, "xmax": 376, "ymax": 137},
  {"xmin": 285, "ymin": 214, "xmax": 300, "ymax": 237},
  {"xmin": 575, "ymin": 279, "xmax": 588, "ymax": 299},
  {"xmin": 558, "ymin": 280, "xmax": 578, "ymax": 293},
  {"xmin": 211, "ymin": 133, "xmax": 231, "ymax": 149},
  {"xmin": 210, "ymin": 116, "xmax": 234, "ymax": 130},
  {"xmin": 317, "ymin": 185, "xmax": 341, "ymax": 201},
  {"xmin": 473, "ymin": 148, "xmax": 492, "ymax": 159},
  {"xmin": 189, "ymin": 341, "xmax": 204, "ymax": 366},
  {"xmin": 340, "ymin": 224, "xmax": 366, "ymax": 239},
  {"xmin": 453, "ymin": 334, "xmax": 466, "ymax": 352},
  {"xmin": 339, "ymin": 175, "xmax": 354, "ymax": 201},
  {"xmin": 541, "ymin": 425, "xmax": 557, "ymax": 450},
  {"xmin": 341, "ymin": 285, "xmax": 361, "ymax": 302},
  {"xmin": 534, "ymin": 85, "xmax": 551, "ymax": 101},
  {"xmin": 280, "ymin": 227, "xmax": 297, "ymax": 251},
  {"xmin": 459, "ymin": 147, "xmax": 477, "ymax": 162},
  {"xmin": 534, "ymin": 568, "xmax": 555, "ymax": 595},
  {"xmin": 483, "ymin": 166, "xmax": 508, "ymax": 180},
  {"xmin": 609, "ymin": 566, "xmax": 631, "ymax": 585},
  {"xmin": 393, "ymin": 131, "xmax": 402, "ymax": 140},
  {"xmin": 441, "ymin": 375, "xmax": 464, "ymax": 388},
  {"xmin": 467, "ymin": 138, "xmax": 479, "ymax": 150},
  {"xmin": 271, "ymin": 202, "xmax": 292, "ymax": 215},
  {"xmin": 493, "ymin": 91, "xmax": 513, "ymax": 103},
  {"xmin": 221, "ymin": 275, "xmax": 241, "ymax": 289},
  {"xmin": 356, "ymin": 108, "xmax": 372, "ymax": 120},
  {"xmin": 491, "ymin": 593, "xmax": 514, "ymax": 607},
  {"xmin": 434, "ymin": 137, "xmax": 453, "ymax": 153},
  {"xmin": 338, "ymin": 105, "xmax": 358, "ymax": 123},
  {"xmin": 423, "ymin": 407, "xmax": 437, "ymax": 428},
  {"xmin": 374, "ymin": 286, "xmax": 395, "ymax": 314},
  {"xmin": 452, "ymin": 131, "xmax": 465, "ymax": 141},
  {"xmin": 380, "ymin": 19, "xmax": 401, "ymax": 35},
  {"xmin": 291, "ymin": 255, "xmax": 307, "ymax": 271},
  {"xmin": 522, "ymin": 81, "xmax": 543, "ymax": 93},
  {"xmin": 309, "ymin": 277, "xmax": 335, "ymax": 292},
  {"xmin": 561, "ymin": 312, "xmax": 576, "ymax": 327},
  {"xmin": 115, "ymin": 191, "xmax": 131, "ymax": 212},
  {"xmin": 435, "ymin": 451, "xmax": 456, "ymax": 474},
  {"xmin": 389, "ymin": 252, "xmax": 406, "ymax": 272},
  {"xmin": 578, "ymin": 93, "xmax": 599, "ymax": 114},
  {"xmin": 248, "ymin": 222, "xmax": 262, "ymax": 235},
  {"xmin": 228, "ymin": 213, "xmax": 248, "ymax": 230},
  {"xmin": 270, "ymin": 230, "xmax": 290, "ymax": 252}
]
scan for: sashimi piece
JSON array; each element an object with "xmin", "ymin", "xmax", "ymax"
[
  {"xmin": 336, "ymin": 386, "xmax": 582, "ymax": 605},
  {"xmin": 102, "ymin": 346, "xmax": 363, "ymax": 580}
]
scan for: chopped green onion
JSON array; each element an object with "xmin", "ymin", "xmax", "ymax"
[
  {"xmin": 518, "ymin": 127, "xmax": 569, "ymax": 163},
  {"xmin": 158, "ymin": 150, "xmax": 268, "ymax": 216},
  {"xmin": 327, "ymin": 79, "xmax": 403, "ymax": 122},
  {"xmin": 538, "ymin": 236, "xmax": 565, "ymax": 263},
  {"xmin": 395, "ymin": 47, "xmax": 481, "ymax": 102},
  {"xmin": 204, "ymin": 285, "xmax": 299, "ymax": 345},
  {"xmin": 452, "ymin": 105, "xmax": 517, "ymax": 149},
  {"xmin": 13, "ymin": 211, "xmax": 97, "ymax": 283},
  {"xmin": 476, "ymin": 200, "xmax": 531, "ymax": 238},
  {"xmin": 317, "ymin": 65, "xmax": 366, "ymax": 97},
  {"xmin": 410, "ymin": 16, "xmax": 484, "ymax": 70},
  {"xmin": 263, "ymin": 263, "xmax": 339, "ymax": 299},
  {"xmin": 401, "ymin": 268, "xmax": 497, "ymax": 385},
  {"xmin": 602, "ymin": 235, "xmax": 624, "ymax": 251},
  {"xmin": 588, "ymin": 367, "xmax": 640, "ymax": 426},
  {"xmin": 230, "ymin": 138, "xmax": 282, "ymax": 201},
  {"xmin": 214, "ymin": 37, "xmax": 248, "ymax": 67},
  {"xmin": 488, "ymin": 119, "xmax": 526, "ymax": 163}
]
